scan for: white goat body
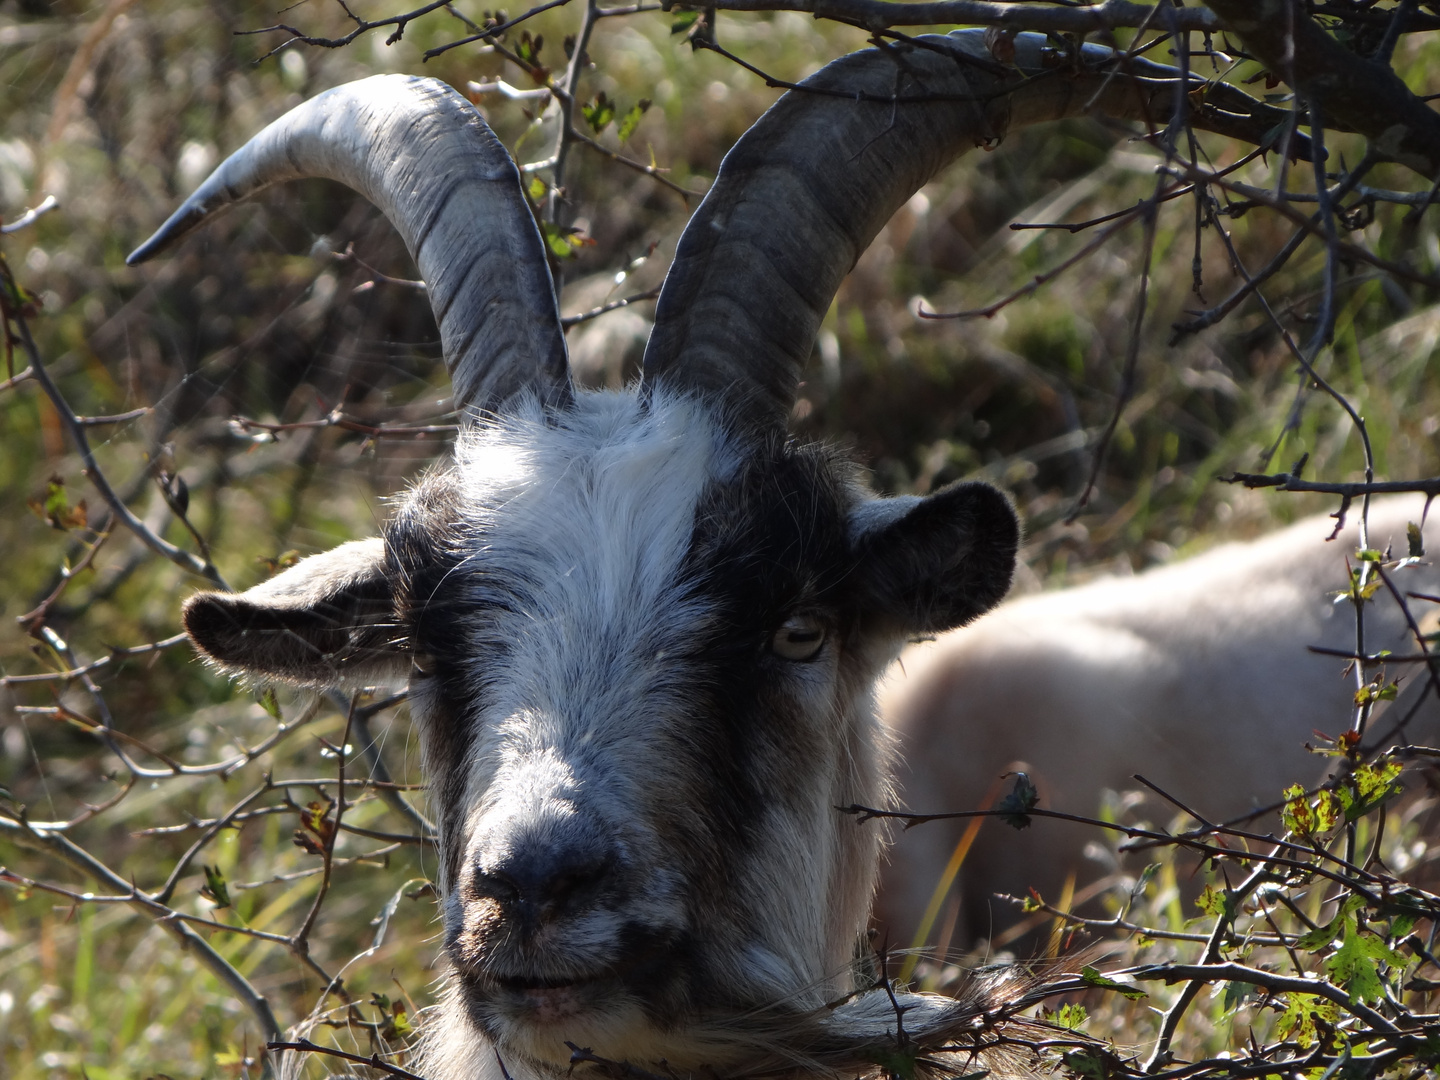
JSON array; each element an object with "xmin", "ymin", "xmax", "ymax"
[{"xmin": 876, "ymin": 498, "xmax": 1440, "ymax": 947}]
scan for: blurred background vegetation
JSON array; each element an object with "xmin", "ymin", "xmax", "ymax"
[{"xmin": 3, "ymin": 0, "xmax": 1440, "ymax": 1075}]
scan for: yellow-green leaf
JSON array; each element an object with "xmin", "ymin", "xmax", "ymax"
[
  {"xmin": 1274, "ymin": 993, "xmax": 1339, "ymax": 1047},
  {"xmin": 617, "ymin": 99, "xmax": 651, "ymax": 143},
  {"xmin": 1079, "ymin": 965, "xmax": 1146, "ymax": 1000},
  {"xmin": 257, "ymin": 687, "xmax": 282, "ymax": 720},
  {"xmin": 581, "ymin": 91, "xmax": 615, "ymax": 134},
  {"xmin": 199, "ymin": 864, "xmax": 232, "ymax": 909}
]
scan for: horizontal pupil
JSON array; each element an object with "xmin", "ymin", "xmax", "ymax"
[{"xmin": 788, "ymin": 630, "xmax": 820, "ymax": 643}]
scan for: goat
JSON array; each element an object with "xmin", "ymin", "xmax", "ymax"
[
  {"xmin": 876, "ymin": 497, "xmax": 1440, "ymax": 950},
  {"xmin": 126, "ymin": 29, "xmax": 1282, "ymax": 1080}
]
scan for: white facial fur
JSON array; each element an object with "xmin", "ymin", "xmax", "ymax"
[{"xmin": 396, "ymin": 390, "xmax": 898, "ymax": 1078}]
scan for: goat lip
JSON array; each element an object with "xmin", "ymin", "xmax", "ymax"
[
  {"xmin": 495, "ymin": 973, "xmax": 601, "ymax": 993},
  {"xmin": 486, "ymin": 972, "xmax": 614, "ymax": 1024}
]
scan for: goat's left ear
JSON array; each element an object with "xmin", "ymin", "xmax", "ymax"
[
  {"xmin": 848, "ymin": 481, "xmax": 1019, "ymax": 634},
  {"xmin": 183, "ymin": 538, "xmax": 407, "ymax": 688}
]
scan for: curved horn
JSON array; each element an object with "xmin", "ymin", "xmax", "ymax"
[
  {"xmin": 642, "ymin": 29, "xmax": 1296, "ymax": 431},
  {"xmin": 128, "ymin": 75, "xmax": 571, "ymax": 415}
]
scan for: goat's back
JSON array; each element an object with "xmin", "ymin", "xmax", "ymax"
[{"xmin": 875, "ymin": 498, "xmax": 1440, "ymax": 948}]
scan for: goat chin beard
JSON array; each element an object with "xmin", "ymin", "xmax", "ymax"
[{"xmin": 481, "ymin": 995, "xmax": 710, "ymax": 1072}]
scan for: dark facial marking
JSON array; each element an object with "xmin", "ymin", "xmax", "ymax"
[
  {"xmin": 387, "ymin": 471, "xmax": 488, "ymax": 885},
  {"xmin": 667, "ymin": 439, "xmax": 859, "ymax": 878}
]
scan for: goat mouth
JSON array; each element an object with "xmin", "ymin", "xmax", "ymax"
[
  {"xmin": 495, "ymin": 973, "xmax": 604, "ymax": 993},
  {"xmin": 465, "ymin": 968, "xmax": 627, "ymax": 1029},
  {"xmin": 464, "ymin": 943, "xmax": 675, "ymax": 1020}
]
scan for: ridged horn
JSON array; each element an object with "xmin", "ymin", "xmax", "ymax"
[
  {"xmin": 642, "ymin": 29, "xmax": 1302, "ymax": 432},
  {"xmin": 127, "ymin": 74, "xmax": 571, "ymax": 416}
]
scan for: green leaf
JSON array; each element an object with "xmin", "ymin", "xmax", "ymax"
[
  {"xmin": 1274, "ymin": 992, "xmax": 1340, "ymax": 1047},
  {"xmin": 1195, "ymin": 883, "xmax": 1231, "ymax": 918},
  {"xmin": 671, "ymin": 9, "xmax": 700, "ymax": 34},
  {"xmin": 1282, "ymin": 784, "xmax": 1339, "ymax": 838},
  {"xmin": 1222, "ymin": 980, "xmax": 1253, "ymax": 1012},
  {"xmin": 1055, "ymin": 1002, "xmax": 1087, "ymax": 1030},
  {"xmin": 865, "ymin": 1046, "xmax": 919, "ymax": 1080},
  {"xmin": 1321, "ymin": 902, "xmax": 1407, "ymax": 1004},
  {"xmin": 516, "ymin": 30, "xmax": 543, "ymax": 65},
  {"xmin": 1341, "ymin": 760, "xmax": 1403, "ymax": 821},
  {"xmin": 541, "ymin": 221, "xmax": 577, "ymax": 259},
  {"xmin": 996, "ymin": 771, "xmax": 1038, "ymax": 829},
  {"xmin": 1061, "ymin": 1048, "xmax": 1117, "ymax": 1080},
  {"xmin": 617, "ymin": 99, "xmax": 651, "ymax": 143},
  {"xmin": 1340, "ymin": 564, "xmax": 1384, "ymax": 602},
  {"xmin": 375, "ymin": 992, "xmax": 413, "ymax": 1039},
  {"xmin": 1355, "ymin": 547, "xmax": 1384, "ymax": 563},
  {"xmin": 257, "ymin": 687, "xmax": 282, "ymax": 720},
  {"xmin": 28, "ymin": 474, "xmax": 89, "ymax": 531},
  {"xmin": 1391, "ymin": 913, "xmax": 1416, "ymax": 940},
  {"xmin": 515, "ymin": 31, "xmax": 550, "ymax": 82},
  {"xmin": 1408, "ymin": 522, "xmax": 1425, "ymax": 559},
  {"xmin": 528, "ymin": 177, "xmax": 547, "ymax": 202},
  {"xmin": 1079, "ymin": 965, "xmax": 1146, "ymax": 1000},
  {"xmin": 581, "ymin": 91, "xmax": 615, "ymax": 134},
  {"xmin": 200, "ymin": 865, "xmax": 232, "ymax": 909},
  {"xmin": 1296, "ymin": 895, "xmax": 1363, "ymax": 952},
  {"xmin": 1353, "ymin": 680, "xmax": 1399, "ymax": 707},
  {"xmin": 390, "ymin": 1001, "xmax": 412, "ymax": 1035}
]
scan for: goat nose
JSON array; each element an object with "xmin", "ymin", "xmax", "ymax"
[{"xmin": 471, "ymin": 844, "xmax": 614, "ymax": 924}]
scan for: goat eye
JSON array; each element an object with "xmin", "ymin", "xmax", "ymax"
[{"xmin": 771, "ymin": 615, "xmax": 826, "ymax": 662}]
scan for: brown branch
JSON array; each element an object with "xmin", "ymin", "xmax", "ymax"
[
  {"xmin": 331, "ymin": 243, "xmax": 427, "ymax": 293},
  {"xmin": 11, "ymin": 312, "xmax": 227, "ymax": 587},
  {"xmin": 566, "ymin": 125, "xmax": 699, "ymax": 197},
  {"xmin": 0, "ymin": 364, "xmax": 33, "ymax": 390},
  {"xmin": 1128, "ymin": 960, "xmax": 1403, "ymax": 1036},
  {"xmin": 1163, "ymin": 163, "xmax": 1440, "ymax": 290},
  {"xmin": 16, "ymin": 515, "xmax": 116, "ymax": 632},
  {"xmin": 707, "ymin": 0, "xmax": 1219, "ymax": 33},
  {"xmin": 1, "ymin": 195, "xmax": 59, "ymax": 234},
  {"xmin": 240, "ymin": 0, "xmax": 454, "ymax": 58},
  {"xmin": 1220, "ymin": 472, "xmax": 1440, "ymax": 498},
  {"xmin": 1, "ymin": 632, "xmax": 188, "ymax": 685},
  {"xmin": 1202, "ymin": 0, "xmax": 1440, "ymax": 178},
  {"xmin": 231, "ymin": 409, "xmax": 459, "ymax": 440},
  {"xmin": 561, "ymin": 286, "xmax": 661, "ymax": 327},
  {"xmin": 920, "ymin": 207, "xmax": 1141, "ymax": 320},
  {"xmin": 0, "ymin": 820, "xmax": 282, "ymax": 1044},
  {"xmin": 268, "ymin": 1038, "xmax": 430, "ymax": 1080},
  {"xmin": 842, "ymin": 803, "xmax": 1398, "ymax": 905},
  {"xmin": 1008, "ymin": 892, "xmax": 1286, "ymax": 946},
  {"xmin": 1069, "ymin": 178, "xmax": 1159, "ymax": 519},
  {"xmin": 420, "ymin": 0, "xmax": 576, "ymax": 59}
]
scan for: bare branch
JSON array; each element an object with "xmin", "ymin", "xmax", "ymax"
[
  {"xmin": 1, "ymin": 195, "xmax": 59, "ymax": 234},
  {"xmin": 1203, "ymin": 0, "xmax": 1440, "ymax": 178},
  {"xmin": 706, "ymin": 0, "xmax": 1220, "ymax": 33},
  {"xmin": 10, "ymin": 312, "xmax": 226, "ymax": 587},
  {"xmin": 1219, "ymin": 472, "xmax": 1440, "ymax": 498}
]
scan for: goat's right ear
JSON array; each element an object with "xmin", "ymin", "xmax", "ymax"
[
  {"xmin": 183, "ymin": 538, "xmax": 406, "ymax": 688},
  {"xmin": 848, "ymin": 481, "xmax": 1019, "ymax": 636}
]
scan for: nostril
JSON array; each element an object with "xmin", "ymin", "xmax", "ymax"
[
  {"xmin": 470, "ymin": 847, "xmax": 614, "ymax": 922},
  {"xmin": 545, "ymin": 855, "xmax": 611, "ymax": 911},
  {"xmin": 470, "ymin": 866, "xmax": 521, "ymax": 905}
]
